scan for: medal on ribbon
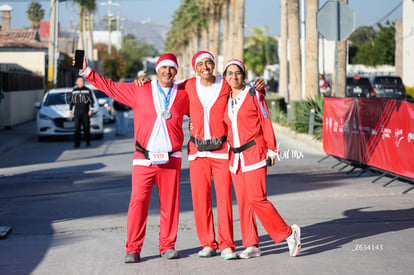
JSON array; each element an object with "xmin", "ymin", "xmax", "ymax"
[{"xmin": 157, "ymin": 81, "xmax": 173, "ymax": 120}]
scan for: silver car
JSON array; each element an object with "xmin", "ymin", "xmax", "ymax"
[{"xmin": 93, "ymin": 89, "xmax": 116, "ymax": 123}]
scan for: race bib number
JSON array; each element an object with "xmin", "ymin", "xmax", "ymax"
[{"xmin": 148, "ymin": 152, "xmax": 169, "ymax": 164}]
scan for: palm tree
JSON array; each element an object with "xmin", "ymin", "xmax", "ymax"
[
  {"xmin": 26, "ymin": 1, "xmax": 44, "ymax": 30},
  {"xmin": 279, "ymin": 0, "xmax": 289, "ymax": 101},
  {"xmin": 305, "ymin": 0, "xmax": 319, "ymax": 99},
  {"xmin": 288, "ymin": 0, "xmax": 302, "ymax": 101},
  {"xmin": 222, "ymin": 0, "xmax": 230, "ymax": 62},
  {"xmin": 74, "ymin": 0, "xmax": 86, "ymax": 50},
  {"xmin": 82, "ymin": 0, "xmax": 96, "ymax": 67},
  {"xmin": 244, "ymin": 27, "xmax": 278, "ymax": 77},
  {"xmin": 232, "ymin": 0, "xmax": 245, "ymax": 60},
  {"xmin": 333, "ymin": 0, "xmax": 348, "ymax": 97},
  {"xmin": 208, "ymin": 0, "xmax": 224, "ymax": 60}
]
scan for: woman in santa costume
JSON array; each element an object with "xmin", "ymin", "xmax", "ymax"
[
  {"xmin": 222, "ymin": 59, "xmax": 301, "ymax": 259},
  {"xmin": 75, "ymin": 53, "xmax": 189, "ymax": 263}
]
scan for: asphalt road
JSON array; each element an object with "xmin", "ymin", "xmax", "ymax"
[{"xmin": 0, "ymin": 118, "xmax": 413, "ymax": 275}]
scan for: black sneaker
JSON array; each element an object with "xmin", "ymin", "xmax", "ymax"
[
  {"xmin": 124, "ymin": 252, "xmax": 140, "ymax": 263},
  {"xmin": 160, "ymin": 249, "xmax": 180, "ymax": 259}
]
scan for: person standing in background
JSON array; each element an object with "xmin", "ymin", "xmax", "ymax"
[{"xmin": 69, "ymin": 77, "xmax": 94, "ymax": 148}]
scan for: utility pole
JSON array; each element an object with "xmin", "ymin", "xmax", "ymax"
[
  {"xmin": 47, "ymin": 0, "xmax": 57, "ymax": 89},
  {"xmin": 101, "ymin": 0, "xmax": 119, "ymax": 57},
  {"xmin": 300, "ymin": 0, "xmax": 306, "ymax": 99}
]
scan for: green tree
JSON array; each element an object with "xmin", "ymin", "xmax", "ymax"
[
  {"xmin": 244, "ymin": 27, "xmax": 278, "ymax": 76},
  {"xmin": 95, "ymin": 43, "xmax": 126, "ymax": 80},
  {"xmin": 121, "ymin": 34, "xmax": 158, "ymax": 78},
  {"xmin": 348, "ymin": 26, "xmax": 376, "ymax": 64},
  {"xmin": 352, "ymin": 21, "xmax": 395, "ymax": 65},
  {"xmin": 26, "ymin": 1, "xmax": 44, "ymax": 29}
]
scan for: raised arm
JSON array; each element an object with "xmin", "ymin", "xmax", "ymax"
[{"xmin": 73, "ymin": 56, "xmax": 138, "ymax": 108}]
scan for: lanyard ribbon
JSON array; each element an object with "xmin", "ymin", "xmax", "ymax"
[{"xmin": 156, "ymin": 81, "xmax": 173, "ymax": 110}]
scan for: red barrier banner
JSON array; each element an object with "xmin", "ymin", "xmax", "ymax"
[{"xmin": 323, "ymin": 97, "xmax": 414, "ymax": 179}]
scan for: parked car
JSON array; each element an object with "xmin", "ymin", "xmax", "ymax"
[
  {"xmin": 345, "ymin": 76, "xmax": 376, "ymax": 98},
  {"xmin": 370, "ymin": 75, "xmax": 406, "ymax": 100},
  {"xmin": 92, "ymin": 89, "xmax": 116, "ymax": 123},
  {"xmin": 34, "ymin": 87, "xmax": 104, "ymax": 142}
]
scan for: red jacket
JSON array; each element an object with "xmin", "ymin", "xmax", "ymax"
[
  {"xmin": 224, "ymin": 86, "xmax": 277, "ymax": 173},
  {"xmin": 181, "ymin": 76, "xmax": 231, "ymax": 160},
  {"xmin": 84, "ymin": 68, "xmax": 189, "ymax": 166}
]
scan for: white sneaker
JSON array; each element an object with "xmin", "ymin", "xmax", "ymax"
[
  {"xmin": 238, "ymin": 246, "xmax": 261, "ymax": 259},
  {"xmin": 220, "ymin": 248, "xmax": 238, "ymax": 260},
  {"xmin": 198, "ymin": 246, "xmax": 217, "ymax": 257},
  {"xmin": 286, "ymin": 224, "xmax": 301, "ymax": 257}
]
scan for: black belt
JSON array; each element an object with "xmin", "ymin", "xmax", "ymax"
[
  {"xmin": 135, "ymin": 141, "xmax": 179, "ymax": 160},
  {"xmin": 189, "ymin": 136, "xmax": 227, "ymax": 146},
  {"xmin": 230, "ymin": 139, "xmax": 256, "ymax": 153}
]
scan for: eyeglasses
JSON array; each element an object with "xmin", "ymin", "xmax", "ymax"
[{"xmin": 225, "ymin": 71, "xmax": 243, "ymax": 77}]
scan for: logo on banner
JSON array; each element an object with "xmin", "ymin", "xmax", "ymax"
[
  {"xmin": 395, "ymin": 128, "xmax": 404, "ymax": 147},
  {"xmin": 381, "ymin": 125, "xmax": 391, "ymax": 139}
]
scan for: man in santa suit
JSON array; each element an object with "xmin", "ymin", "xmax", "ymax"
[
  {"xmin": 75, "ymin": 53, "xmax": 189, "ymax": 263},
  {"xmin": 180, "ymin": 51, "xmax": 237, "ymax": 259},
  {"xmin": 181, "ymin": 51, "xmax": 266, "ymax": 259}
]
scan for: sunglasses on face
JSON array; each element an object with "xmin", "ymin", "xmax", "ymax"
[{"xmin": 225, "ymin": 71, "xmax": 243, "ymax": 76}]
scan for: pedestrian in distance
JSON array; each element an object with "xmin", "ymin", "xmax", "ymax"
[
  {"xmin": 73, "ymin": 53, "xmax": 189, "ymax": 264},
  {"xmin": 319, "ymin": 74, "xmax": 330, "ymax": 96},
  {"xmin": 267, "ymin": 73, "xmax": 278, "ymax": 93},
  {"xmin": 69, "ymin": 77, "xmax": 94, "ymax": 148},
  {"xmin": 222, "ymin": 59, "xmax": 301, "ymax": 259},
  {"xmin": 113, "ymin": 99, "xmax": 131, "ymax": 136},
  {"xmin": 113, "ymin": 77, "xmax": 131, "ymax": 136}
]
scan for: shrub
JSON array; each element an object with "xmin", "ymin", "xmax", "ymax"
[
  {"xmin": 406, "ymin": 86, "xmax": 414, "ymax": 99},
  {"xmin": 290, "ymin": 96, "xmax": 324, "ymax": 140}
]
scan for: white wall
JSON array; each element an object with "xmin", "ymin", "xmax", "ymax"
[
  {"xmin": 0, "ymin": 51, "xmax": 46, "ymax": 127},
  {"xmin": 0, "ymin": 90, "xmax": 44, "ymax": 128},
  {"xmin": 93, "ymin": 30, "xmax": 122, "ymax": 50},
  {"xmin": 0, "ymin": 51, "xmax": 45, "ymax": 75}
]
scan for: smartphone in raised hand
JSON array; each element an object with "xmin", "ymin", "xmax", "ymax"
[{"xmin": 73, "ymin": 50, "xmax": 85, "ymax": 69}]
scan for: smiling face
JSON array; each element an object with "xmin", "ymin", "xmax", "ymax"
[
  {"xmin": 157, "ymin": 66, "xmax": 177, "ymax": 88},
  {"xmin": 224, "ymin": 64, "xmax": 245, "ymax": 90},
  {"xmin": 195, "ymin": 58, "xmax": 215, "ymax": 82}
]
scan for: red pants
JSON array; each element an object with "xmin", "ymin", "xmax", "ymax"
[
  {"xmin": 232, "ymin": 166, "xmax": 292, "ymax": 248},
  {"xmin": 189, "ymin": 157, "xmax": 235, "ymax": 251},
  {"xmin": 125, "ymin": 157, "xmax": 181, "ymax": 254}
]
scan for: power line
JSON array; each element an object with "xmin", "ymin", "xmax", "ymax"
[{"xmin": 371, "ymin": 0, "xmax": 403, "ymax": 27}]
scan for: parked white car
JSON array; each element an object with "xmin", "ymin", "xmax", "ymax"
[{"xmin": 34, "ymin": 87, "xmax": 104, "ymax": 142}]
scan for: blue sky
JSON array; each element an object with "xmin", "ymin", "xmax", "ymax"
[{"xmin": 4, "ymin": 0, "xmax": 403, "ymax": 36}]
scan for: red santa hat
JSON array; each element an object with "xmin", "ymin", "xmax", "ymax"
[
  {"xmin": 223, "ymin": 59, "xmax": 245, "ymax": 74},
  {"xmin": 192, "ymin": 51, "xmax": 215, "ymax": 70},
  {"xmin": 155, "ymin": 53, "xmax": 178, "ymax": 72}
]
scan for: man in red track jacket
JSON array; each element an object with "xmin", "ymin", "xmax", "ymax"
[{"xmin": 75, "ymin": 53, "xmax": 189, "ymax": 263}]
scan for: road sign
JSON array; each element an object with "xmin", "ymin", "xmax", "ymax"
[{"xmin": 317, "ymin": 0, "xmax": 355, "ymax": 41}]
